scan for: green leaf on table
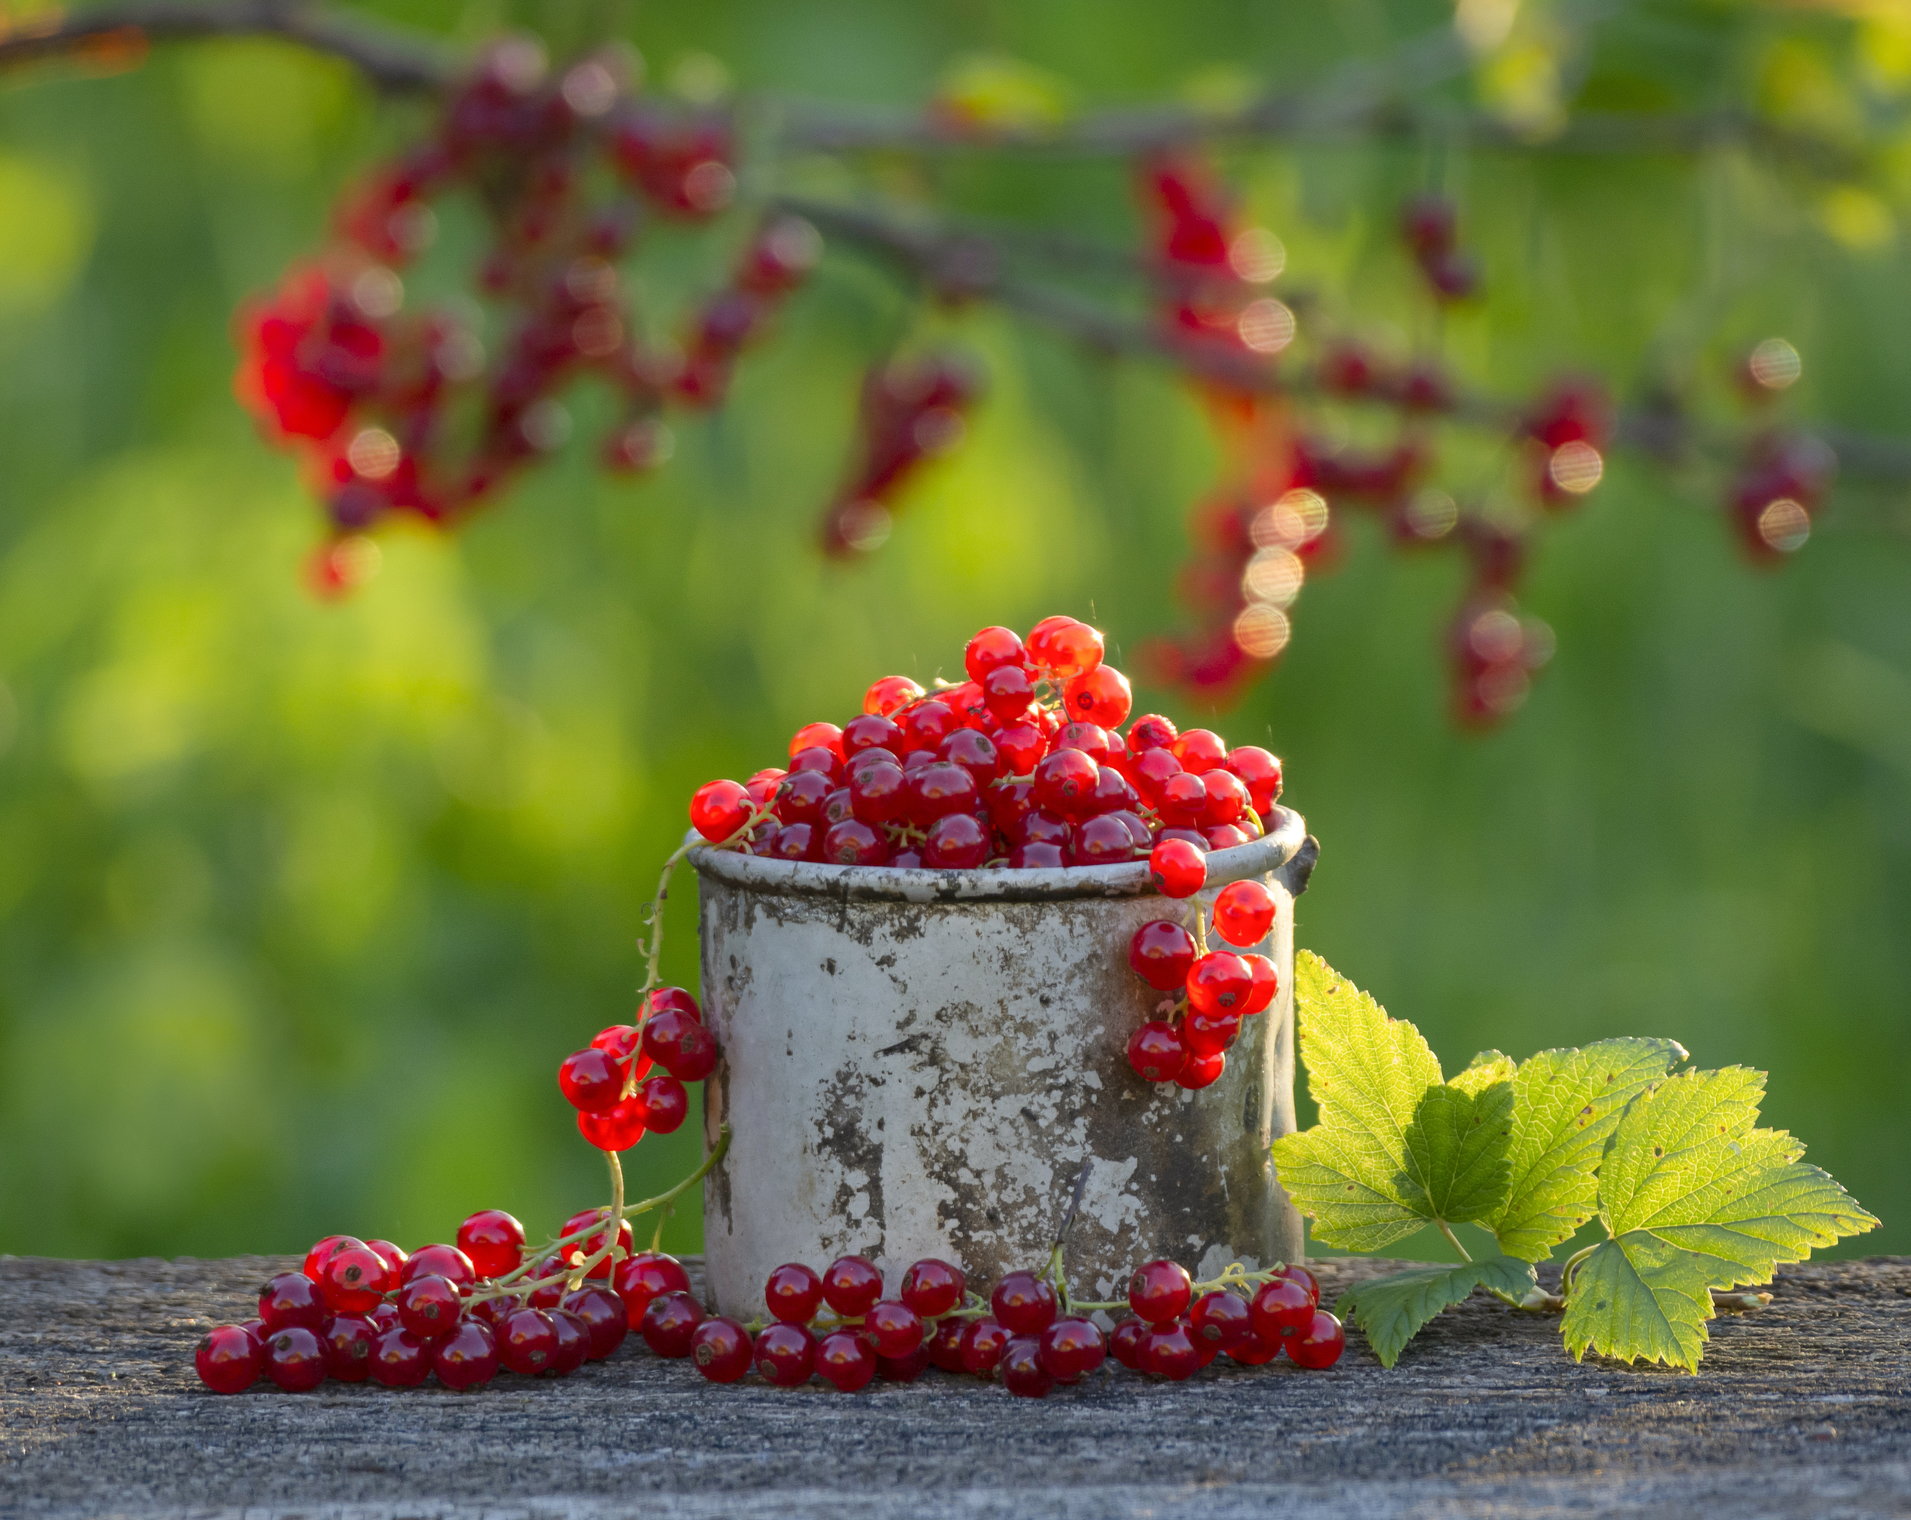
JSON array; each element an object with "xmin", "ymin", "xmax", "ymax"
[
  {"xmin": 1403, "ymin": 1077, "xmax": 1515, "ymax": 1224},
  {"xmin": 1337, "ymin": 1256, "xmax": 1538, "ymax": 1368},
  {"xmin": 1561, "ymin": 1066, "xmax": 1879, "ymax": 1371},
  {"xmin": 1487, "ymin": 1037, "xmax": 1688, "ymax": 1262},
  {"xmin": 1270, "ymin": 953, "xmax": 1443, "ymax": 1251},
  {"xmin": 1452, "ymin": 1050, "xmax": 1515, "ymax": 1095}
]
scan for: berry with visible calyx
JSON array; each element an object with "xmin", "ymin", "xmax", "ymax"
[
  {"xmin": 755, "ymin": 1322, "xmax": 817, "ymax": 1386},
  {"xmin": 692, "ymin": 1317, "xmax": 753, "ymax": 1382},
  {"xmin": 260, "ymin": 1271, "xmax": 327, "ymax": 1332},
  {"xmin": 821, "ymin": 1255, "xmax": 884, "ymax": 1317},
  {"xmin": 863, "ymin": 1299, "xmax": 925, "ymax": 1357},
  {"xmin": 1248, "ymin": 1276, "xmax": 1315, "ymax": 1341},
  {"xmin": 642, "ymin": 1008, "xmax": 717, "ymax": 1082},
  {"xmin": 456, "ymin": 1210, "xmax": 525, "ymax": 1279},
  {"xmin": 1273, "ymin": 1264, "xmax": 1321, "ymax": 1305},
  {"xmin": 690, "ymin": 779, "xmax": 752, "ymax": 841},
  {"xmin": 1127, "ymin": 1020, "xmax": 1188, "ymax": 1083},
  {"xmin": 1036, "ymin": 1318, "xmax": 1107, "ymax": 1382},
  {"xmin": 1212, "ymin": 879, "xmax": 1277, "ymax": 946},
  {"xmin": 1183, "ymin": 1005, "xmax": 1242, "ymax": 1056},
  {"xmin": 1189, "ymin": 1290, "xmax": 1253, "ymax": 1347},
  {"xmin": 1177, "ymin": 1049, "xmax": 1226, "ymax": 1088},
  {"xmin": 614, "ymin": 1252, "xmax": 691, "ymax": 1326},
  {"xmin": 195, "ymin": 1324, "xmax": 263, "ymax": 1394},
  {"xmin": 561, "ymin": 1287, "xmax": 629, "ymax": 1360},
  {"xmin": 433, "ymin": 1322, "xmax": 500, "ymax": 1390},
  {"xmin": 499, "ymin": 1308, "xmax": 559, "ymax": 1375},
  {"xmin": 999, "ymin": 1334, "xmax": 1054, "ymax": 1398},
  {"xmin": 397, "ymin": 1274, "xmax": 464, "ymax": 1340},
  {"xmin": 960, "ymin": 1317, "xmax": 1011, "ymax": 1378},
  {"xmin": 1149, "ymin": 838, "xmax": 1207, "ymax": 898},
  {"xmin": 319, "ymin": 1244, "xmax": 391, "ymax": 1315},
  {"xmin": 1287, "ymin": 1309, "xmax": 1346, "ymax": 1369},
  {"xmin": 764, "ymin": 1262, "xmax": 825, "ymax": 1323},
  {"xmin": 991, "ymin": 1271, "xmax": 1058, "ymax": 1335},
  {"xmin": 1062, "ymin": 665, "xmax": 1133, "ymax": 729},
  {"xmin": 401, "ymin": 1244, "xmax": 476, "ymax": 1293},
  {"xmin": 1186, "ymin": 951, "xmax": 1253, "ymax": 1014},
  {"xmin": 302, "ymin": 1235, "xmax": 350, "ymax": 1282},
  {"xmin": 1241, "ymin": 954, "xmax": 1279, "ymax": 1014},
  {"xmin": 1128, "ymin": 920, "xmax": 1197, "ymax": 990},
  {"xmin": 1139, "ymin": 1320, "xmax": 1200, "ymax": 1380},
  {"xmin": 1128, "ymin": 1259, "xmax": 1193, "ymax": 1323},
  {"xmin": 640, "ymin": 1291, "xmax": 704, "ymax": 1357},
  {"xmin": 263, "ymin": 1326, "xmax": 328, "ymax": 1392},
  {"xmin": 899, "ymin": 1258, "xmax": 966, "ymax": 1318},
  {"xmin": 816, "ymin": 1329, "xmax": 878, "ymax": 1392}
]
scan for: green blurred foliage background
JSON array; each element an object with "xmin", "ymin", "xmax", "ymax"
[{"xmin": 0, "ymin": 0, "xmax": 1906, "ymax": 1264}]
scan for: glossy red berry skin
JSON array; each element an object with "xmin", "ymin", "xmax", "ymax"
[
  {"xmin": 1036, "ymin": 1317, "xmax": 1107, "ymax": 1381},
  {"xmin": 370, "ymin": 1326, "xmax": 431, "ymax": 1387},
  {"xmin": 456, "ymin": 1210, "xmax": 525, "ymax": 1279},
  {"xmin": 557, "ymin": 1047, "xmax": 623, "ymax": 1112},
  {"xmin": 763, "ymin": 1261, "xmax": 825, "ymax": 1323},
  {"xmin": 1139, "ymin": 1320, "xmax": 1201, "ymax": 1380},
  {"xmin": 1128, "ymin": 920, "xmax": 1198, "ymax": 990},
  {"xmin": 822, "ymin": 818, "xmax": 891, "ymax": 866},
  {"xmin": 1226, "ymin": 1329, "xmax": 1282, "ymax": 1365},
  {"xmin": 754, "ymin": 1322, "xmax": 818, "ymax": 1386},
  {"xmin": 982, "ymin": 663, "xmax": 1036, "ymax": 721},
  {"xmin": 321, "ymin": 1314, "xmax": 375, "ymax": 1381},
  {"xmin": 1274, "ymin": 1264, "xmax": 1321, "ymax": 1305},
  {"xmin": 690, "ymin": 778, "xmax": 752, "ymax": 841},
  {"xmin": 614, "ymin": 1252, "xmax": 691, "ymax": 1326},
  {"xmin": 691, "ymin": 1316, "xmax": 753, "ymax": 1383},
  {"xmin": 365, "ymin": 1239, "xmax": 407, "ymax": 1279},
  {"xmin": 959, "ymin": 1317, "xmax": 1011, "ymax": 1378},
  {"xmin": 862, "ymin": 1299, "xmax": 925, "ymax": 1358},
  {"xmin": 1062, "ymin": 665, "xmax": 1133, "ymax": 729},
  {"xmin": 925, "ymin": 1315, "xmax": 970, "ymax": 1372},
  {"xmin": 318, "ymin": 1246, "xmax": 390, "ymax": 1315},
  {"xmin": 1149, "ymin": 838, "xmax": 1207, "ymax": 898},
  {"xmin": 1224, "ymin": 746, "xmax": 1283, "ymax": 812},
  {"xmin": 990, "ymin": 1271, "xmax": 1058, "ymax": 1335},
  {"xmin": 397, "ymin": 1274, "xmax": 464, "ymax": 1340},
  {"xmin": 631, "ymin": 1073, "xmax": 684, "ymax": 1133},
  {"xmin": 1108, "ymin": 1317, "xmax": 1148, "ymax": 1369},
  {"xmin": 999, "ymin": 1334, "xmax": 1054, "ymax": 1398},
  {"xmin": 577, "ymin": 1094, "xmax": 648, "ymax": 1151},
  {"xmin": 1184, "ymin": 1005, "xmax": 1242, "ymax": 1057},
  {"xmin": 1128, "ymin": 1259, "xmax": 1193, "ymax": 1323},
  {"xmin": 498, "ymin": 1307, "xmax": 559, "ymax": 1375},
  {"xmin": 1212, "ymin": 880, "xmax": 1278, "ymax": 947},
  {"xmin": 899, "ymin": 1258, "xmax": 966, "ymax": 1318},
  {"xmin": 1172, "ymin": 728, "xmax": 1227, "ymax": 774},
  {"xmin": 1127, "ymin": 1020, "xmax": 1187, "ymax": 1083},
  {"xmin": 862, "ymin": 676, "xmax": 923, "ymax": 717},
  {"xmin": 640, "ymin": 1291, "xmax": 704, "ymax": 1357},
  {"xmin": 559, "ymin": 1209, "xmax": 633, "ymax": 1279},
  {"xmin": 1026, "ymin": 616, "xmax": 1104, "ymax": 678},
  {"xmin": 433, "ymin": 1321, "xmax": 500, "ymax": 1390},
  {"xmin": 1189, "ymin": 1291, "xmax": 1253, "ymax": 1347},
  {"xmin": 302, "ymin": 1235, "xmax": 349, "ymax": 1282},
  {"xmin": 789, "ymin": 721, "xmax": 844, "ymax": 759},
  {"xmin": 848, "ymin": 759, "xmax": 908, "ymax": 823},
  {"xmin": 259, "ymin": 1271, "xmax": 327, "ymax": 1331},
  {"xmin": 548, "ymin": 1310, "xmax": 591, "ymax": 1375},
  {"xmin": 1032, "ymin": 748, "xmax": 1100, "ymax": 816},
  {"xmin": 263, "ymin": 1326, "xmax": 328, "ymax": 1392},
  {"xmin": 1287, "ymin": 1309, "xmax": 1346, "ymax": 1369},
  {"xmin": 1128, "ymin": 714, "xmax": 1178, "ymax": 752},
  {"xmin": 195, "ymin": 1324, "xmax": 263, "ymax": 1394},
  {"xmin": 1186, "ymin": 951, "xmax": 1254, "ymax": 1014},
  {"xmin": 1200, "ymin": 768, "xmax": 1251, "ymax": 827},
  {"xmin": 821, "ymin": 1255, "xmax": 884, "ymax": 1317},
  {"xmin": 642, "ymin": 1008, "xmax": 717, "ymax": 1082},
  {"xmin": 560, "ymin": 1287, "xmax": 629, "ymax": 1359},
  {"xmin": 641, "ymin": 986, "xmax": 702, "ymax": 1023},
  {"xmin": 924, "ymin": 812, "xmax": 991, "ymax": 869},
  {"xmin": 401, "ymin": 1244, "xmax": 477, "ymax": 1293},
  {"xmin": 1176, "ymin": 1049, "xmax": 1226, "ymax": 1088},
  {"xmin": 1242, "ymin": 954, "xmax": 1279, "ymax": 1014},
  {"xmin": 1249, "ymin": 1277, "xmax": 1316, "ymax": 1341},
  {"xmin": 816, "ymin": 1329, "xmax": 878, "ymax": 1392},
  {"xmin": 964, "ymin": 625, "xmax": 1027, "ymax": 681}
]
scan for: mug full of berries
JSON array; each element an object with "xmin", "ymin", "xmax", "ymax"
[{"xmin": 684, "ymin": 617, "xmax": 1317, "ymax": 1319}]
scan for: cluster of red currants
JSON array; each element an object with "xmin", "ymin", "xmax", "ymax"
[
  {"xmin": 234, "ymin": 36, "xmax": 820, "ymax": 593},
  {"xmin": 193, "ymin": 1212, "xmax": 678, "ymax": 1394},
  {"xmin": 1124, "ymin": 876, "xmax": 1280, "ymax": 1091},
  {"xmin": 686, "ymin": 616, "xmax": 1284, "ymax": 885},
  {"xmin": 555, "ymin": 984, "xmax": 716, "ymax": 1154},
  {"xmin": 820, "ymin": 352, "xmax": 982, "ymax": 556}
]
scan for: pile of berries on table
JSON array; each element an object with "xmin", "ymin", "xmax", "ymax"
[{"xmin": 196, "ymin": 1225, "xmax": 1343, "ymax": 1397}]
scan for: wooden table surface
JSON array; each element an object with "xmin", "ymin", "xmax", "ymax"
[{"xmin": 3, "ymin": 1253, "xmax": 1908, "ymax": 1519}]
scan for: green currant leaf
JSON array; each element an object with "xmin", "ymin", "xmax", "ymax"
[
  {"xmin": 1270, "ymin": 953, "xmax": 1444, "ymax": 1251},
  {"xmin": 1336, "ymin": 1256, "xmax": 1537, "ymax": 1368},
  {"xmin": 1562, "ymin": 1066, "xmax": 1879, "ymax": 1371},
  {"xmin": 1403, "ymin": 1077, "xmax": 1515, "ymax": 1224},
  {"xmin": 1452, "ymin": 1050, "xmax": 1515, "ymax": 1095},
  {"xmin": 1487, "ymin": 1037, "xmax": 1687, "ymax": 1262}
]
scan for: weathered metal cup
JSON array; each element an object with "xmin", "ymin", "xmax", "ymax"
[{"xmin": 689, "ymin": 809, "xmax": 1317, "ymax": 1318}]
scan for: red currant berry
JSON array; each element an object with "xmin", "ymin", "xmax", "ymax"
[
  {"xmin": 548, "ymin": 1309, "xmax": 591, "ymax": 1376},
  {"xmin": 1068, "ymin": 813, "xmax": 1138, "ymax": 866},
  {"xmin": 905, "ymin": 761, "xmax": 980, "ymax": 824},
  {"xmin": 863, "ymin": 675, "xmax": 923, "ymax": 717},
  {"xmin": 691, "ymin": 1316, "xmax": 753, "ymax": 1382},
  {"xmin": 1149, "ymin": 838, "xmax": 1208, "ymax": 898},
  {"xmin": 559, "ymin": 1209, "xmax": 633, "ymax": 1279},
  {"xmin": 499, "ymin": 1307, "xmax": 559, "ymax": 1375},
  {"xmin": 990, "ymin": 1271, "xmax": 1058, "ymax": 1335},
  {"xmin": 642, "ymin": 1008, "xmax": 717, "ymax": 1082},
  {"xmin": 1128, "ymin": 1259, "xmax": 1193, "ymax": 1323},
  {"xmin": 456, "ymin": 1210, "xmax": 525, "ymax": 1279},
  {"xmin": 789, "ymin": 744, "xmax": 845, "ymax": 784},
  {"xmin": 1026, "ymin": 615, "xmax": 1104, "ymax": 678},
  {"xmin": 1036, "ymin": 1317, "xmax": 1106, "ymax": 1381},
  {"xmin": 1054, "ymin": 721, "xmax": 1115, "ymax": 765},
  {"xmin": 982, "ymin": 663, "xmax": 1036, "ymax": 721},
  {"xmin": 821, "ymin": 1255, "xmax": 884, "ymax": 1317},
  {"xmin": 1008, "ymin": 842, "xmax": 1066, "ymax": 869},
  {"xmin": 637, "ymin": 1073, "xmax": 689, "ymax": 1133},
  {"xmin": 821, "ymin": 818, "xmax": 891, "ymax": 866},
  {"xmin": 925, "ymin": 1315, "xmax": 969, "ymax": 1372},
  {"xmin": 1128, "ymin": 920, "xmax": 1198, "ymax": 990},
  {"xmin": 899, "ymin": 1258, "xmax": 965, "ymax": 1318},
  {"xmin": 577, "ymin": 1094, "xmax": 647, "ymax": 1151},
  {"xmin": 862, "ymin": 1299, "xmax": 925, "ymax": 1358},
  {"xmin": 369, "ymin": 1326, "xmax": 431, "ymax": 1387},
  {"xmin": 1186, "ymin": 951, "xmax": 1253, "ymax": 1014},
  {"xmin": 640, "ymin": 1290, "xmax": 704, "ymax": 1357},
  {"xmin": 939, "ymin": 727, "xmax": 1002, "ymax": 787},
  {"xmin": 1184, "ymin": 1004, "xmax": 1243, "ymax": 1056},
  {"xmin": 816, "ymin": 1328, "xmax": 878, "ymax": 1392},
  {"xmin": 754, "ymin": 1322, "xmax": 817, "ymax": 1386},
  {"xmin": 1274, "ymin": 1264, "xmax": 1321, "ymax": 1305},
  {"xmin": 999, "ymin": 1334, "xmax": 1054, "ymax": 1398},
  {"xmin": 615, "ymin": 1252, "xmax": 691, "ymax": 1326},
  {"xmin": 766, "ymin": 822, "xmax": 817, "ymax": 860},
  {"xmin": 526, "ymin": 1263, "xmax": 567, "ymax": 1311},
  {"xmin": 1242, "ymin": 954, "xmax": 1279, "ymax": 1014},
  {"xmin": 788, "ymin": 721, "xmax": 844, "ymax": 760},
  {"xmin": 964, "ymin": 625, "xmax": 1027, "ymax": 681},
  {"xmin": 1189, "ymin": 1290, "xmax": 1252, "ymax": 1347},
  {"xmin": 1126, "ymin": 1020, "xmax": 1188, "ymax": 1083},
  {"xmin": 259, "ymin": 1271, "xmax": 327, "ymax": 1332},
  {"xmin": 1062, "ymin": 665, "xmax": 1132, "ymax": 729},
  {"xmin": 1200, "ymin": 769, "xmax": 1251, "ymax": 827},
  {"xmin": 320, "ymin": 1314, "xmax": 374, "ymax": 1381},
  {"xmin": 397, "ymin": 1274, "xmax": 464, "ymax": 1340},
  {"xmin": 302, "ymin": 1235, "xmax": 350, "ymax": 1282},
  {"xmin": 690, "ymin": 779, "xmax": 752, "ymax": 842},
  {"xmin": 1127, "ymin": 714, "xmax": 1179, "ymax": 752},
  {"xmin": 878, "ymin": 1345, "xmax": 931, "ymax": 1381},
  {"xmin": 1226, "ymin": 1329, "xmax": 1282, "ymax": 1365},
  {"xmin": 849, "ymin": 758, "xmax": 908, "ymax": 824},
  {"xmin": 560, "ymin": 1287, "xmax": 630, "ymax": 1359},
  {"xmin": 1129, "ymin": 746, "xmax": 1182, "ymax": 802},
  {"xmin": 994, "ymin": 721, "xmax": 1046, "ymax": 776},
  {"xmin": 924, "ymin": 812, "xmax": 991, "ymax": 869},
  {"xmin": 318, "ymin": 1244, "xmax": 391, "ymax": 1315},
  {"xmin": 263, "ymin": 1325, "xmax": 328, "ymax": 1392},
  {"xmin": 959, "ymin": 1317, "xmax": 1011, "ymax": 1378},
  {"xmin": 643, "ymin": 985, "xmax": 702, "ymax": 1022},
  {"xmin": 1248, "ymin": 1277, "xmax": 1315, "ymax": 1341},
  {"xmin": 558, "ymin": 1047, "xmax": 624, "ymax": 1112},
  {"xmin": 1223, "ymin": 746, "xmax": 1282, "ymax": 812},
  {"xmin": 1287, "ymin": 1309, "xmax": 1346, "ymax": 1369},
  {"xmin": 365, "ymin": 1239, "xmax": 407, "ymax": 1278},
  {"xmin": 1108, "ymin": 1317, "xmax": 1148, "ymax": 1369},
  {"xmin": 1156, "ymin": 771, "xmax": 1209, "ymax": 827},
  {"xmin": 775, "ymin": 768, "xmax": 834, "ymax": 825},
  {"xmin": 1139, "ymin": 1320, "xmax": 1200, "ymax": 1380},
  {"xmin": 1032, "ymin": 749, "xmax": 1099, "ymax": 816},
  {"xmin": 401, "ymin": 1244, "xmax": 477, "ymax": 1293},
  {"xmin": 1172, "ymin": 729, "xmax": 1227, "ymax": 774},
  {"xmin": 195, "ymin": 1324, "xmax": 262, "ymax": 1394},
  {"xmin": 1176, "ymin": 1049, "xmax": 1226, "ymax": 1089},
  {"xmin": 590, "ymin": 1023, "xmax": 643, "ymax": 1062},
  {"xmin": 896, "ymin": 699, "xmax": 958, "ymax": 755},
  {"xmin": 433, "ymin": 1321, "xmax": 500, "ymax": 1390},
  {"xmin": 764, "ymin": 1262, "xmax": 825, "ymax": 1323},
  {"xmin": 1205, "ymin": 824, "xmax": 1252, "ymax": 851}
]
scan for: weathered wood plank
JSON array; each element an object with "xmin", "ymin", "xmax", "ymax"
[{"xmin": 2, "ymin": 1254, "xmax": 1907, "ymax": 1519}]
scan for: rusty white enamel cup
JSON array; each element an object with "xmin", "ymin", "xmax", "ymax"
[{"xmin": 688, "ymin": 809, "xmax": 1316, "ymax": 1317}]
